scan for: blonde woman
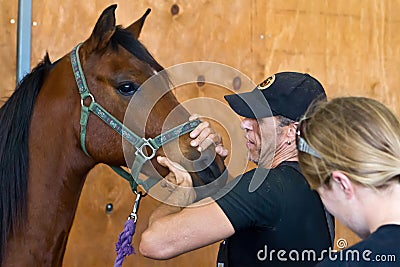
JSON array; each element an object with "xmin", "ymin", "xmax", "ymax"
[{"xmin": 297, "ymin": 96, "xmax": 400, "ymax": 266}]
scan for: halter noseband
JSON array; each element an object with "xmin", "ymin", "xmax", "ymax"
[{"xmin": 70, "ymin": 43, "xmax": 200, "ymax": 193}]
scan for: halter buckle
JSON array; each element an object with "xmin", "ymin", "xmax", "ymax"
[{"xmin": 135, "ymin": 138, "xmax": 157, "ymax": 160}]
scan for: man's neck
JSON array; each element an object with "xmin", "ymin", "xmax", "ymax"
[{"xmin": 270, "ymin": 143, "xmax": 298, "ymax": 168}]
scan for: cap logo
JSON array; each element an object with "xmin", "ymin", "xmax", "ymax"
[{"xmin": 257, "ymin": 75, "xmax": 275, "ymax": 90}]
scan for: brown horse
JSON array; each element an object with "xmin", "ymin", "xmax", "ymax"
[{"xmin": 0, "ymin": 5, "xmax": 224, "ymax": 266}]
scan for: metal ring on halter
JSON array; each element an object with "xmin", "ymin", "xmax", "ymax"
[
  {"xmin": 135, "ymin": 138, "xmax": 157, "ymax": 160},
  {"xmin": 80, "ymin": 93, "xmax": 95, "ymax": 107},
  {"xmin": 128, "ymin": 192, "xmax": 142, "ymax": 222},
  {"xmin": 128, "ymin": 213, "xmax": 138, "ymax": 222}
]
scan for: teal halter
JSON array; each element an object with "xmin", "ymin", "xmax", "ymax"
[{"xmin": 70, "ymin": 43, "xmax": 200, "ymax": 193}]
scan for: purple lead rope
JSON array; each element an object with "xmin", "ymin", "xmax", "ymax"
[{"xmin": 114, "ymin": 192, "xmax": 142, "ymax": 267}]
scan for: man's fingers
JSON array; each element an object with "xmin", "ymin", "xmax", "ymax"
[
  {"xmin": 157, "ymin": 156, "xmax": 169, "ymax": 167},
  {"xmin": 157, "ymin": 156, "xmax": 181, "ymax": 172},
  {"xmin": 190, "ymin": 122, "xmax": 224, "ymax": 152},
  {"xmin": 197, "ymin": 137, "xmax": 215, "ymax": 152},
  {"xmin": 216, "ymin": 145, "xmax": 229, "ymax": 158},
  {"xmin": 157, "ymin": 156, "xmax": 192, "ymax": 187},
  {"xmin": 189, "ymin": 120, "xmax": 210, "ymax": 139},
  {"xmin": 189, "ymin": 114, "xmax": 200, "ymax": 122},
  {"xmin": 195, "ymin": 133, "xmax": 223, "ymax": 152}
]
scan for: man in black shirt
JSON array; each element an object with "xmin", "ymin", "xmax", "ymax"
[{"xmin": 139, "ymin": 72, "xmax": 333, "ymax": 266}]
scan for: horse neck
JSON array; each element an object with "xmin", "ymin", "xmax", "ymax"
[{"xmin": 4, "ymin": 69, "xmax": 95, "ymax": 266}]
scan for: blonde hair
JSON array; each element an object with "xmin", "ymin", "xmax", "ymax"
[{"xmin": 298, "ymin": 97, "xmax": 400, "ymax": 189}]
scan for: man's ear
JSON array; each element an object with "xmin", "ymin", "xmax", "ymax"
[
  {"xmin": 331, "ymin": 171, "xmax": 355, "ymax": 199},
  {"xmin": 285, "ymin": 122, "xmax": 297, "ymax": 144},
  {"xmin": 287, "ymin": 123, "xmax": 297, "ymax": 137}
]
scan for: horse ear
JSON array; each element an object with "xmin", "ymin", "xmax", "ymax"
[
  {"xmin": 126, "ymin": 9, "xmax": 151, "ymax": 39},
  {"xmin": 86, "ymin": 4, "xmax": 117, "ymax": 52}
]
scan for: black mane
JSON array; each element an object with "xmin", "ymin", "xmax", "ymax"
[{"xmin": 0, "ymin": 54, "xmax": 52, "ymax": 264}]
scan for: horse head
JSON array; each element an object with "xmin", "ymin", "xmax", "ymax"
[{"xmin": 69, "ymin": 5, "xmax": 226, "ymax": 195}]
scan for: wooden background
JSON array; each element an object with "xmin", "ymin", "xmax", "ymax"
[{"xmin": 1, "ymin": 0, "xmax": 400, "ymax": 266}]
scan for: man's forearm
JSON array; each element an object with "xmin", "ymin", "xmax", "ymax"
[{"xmin": 148, "ymin": 187, "xmax": 196, "ymax": 226}]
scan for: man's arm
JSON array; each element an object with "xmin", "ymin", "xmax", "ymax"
[
  {"xmin": 139, "ymin": 157, "xmax": 234, "ymax": 260},
  {"xmin": 139, "ymin": 117, "xmax": 233, "ymax": 260},
  {"xmin": 139, "ymin": 197, "xmax": 234, "ymax": 260}
]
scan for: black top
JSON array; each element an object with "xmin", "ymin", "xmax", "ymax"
[
  {"xmin": 214, "ymin": 162, "xmax": 331, "ymax": 267},
  {"xmin": 317, "ymin": 224, "xmax": 400, "ymax": 266}
]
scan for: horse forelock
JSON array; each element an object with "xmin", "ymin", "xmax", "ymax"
[
  {"xmin": 0, "ymin": 55, "xmax": 52, "ymax": 264},
  {"xmin": 111, "ymin": 26, "xmax": 164, "ymax": 73}
]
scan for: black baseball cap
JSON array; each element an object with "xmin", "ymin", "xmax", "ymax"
[{"xmin": 224, "ymin": 72, "xmax": 327, "ymax": 121}]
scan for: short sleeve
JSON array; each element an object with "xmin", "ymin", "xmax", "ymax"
[{"xmin": 214, "ymin": 168, "xmax": 283, "ymax": 231}]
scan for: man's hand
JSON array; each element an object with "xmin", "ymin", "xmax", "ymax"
[
  {"xmin": 189, "ymin": 114, "xmax": 229, "ymax": 158},
  {"xmin": 157, "ymin": 156, "xmax": 196, "ymax": 207}
]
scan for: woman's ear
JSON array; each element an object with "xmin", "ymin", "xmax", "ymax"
[{"xmin": 331, "ymin": 171, "xmax": 355, "ymax": 199}]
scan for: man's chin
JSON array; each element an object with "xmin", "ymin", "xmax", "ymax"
[
  {"xmin": 251, "ymin": 160, "xmax": 259, "ymax": 165},
  {"xmin": 247, "ymin": 155, "xmax": 259, "ymax": 165}
]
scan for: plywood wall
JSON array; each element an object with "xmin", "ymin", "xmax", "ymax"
[
  {"xmin": 1, "ymin": 0, "xmax": 400, "ymax": 266},
  {"xmin": 0, "ymin": 0, "xmax": 18, "ymax": 98}
]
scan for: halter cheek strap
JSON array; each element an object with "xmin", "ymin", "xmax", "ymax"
[{"xmin": 70, "ymin": 43, "xmax": 200, "ymax": 193}]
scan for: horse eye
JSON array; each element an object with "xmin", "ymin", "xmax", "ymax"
[{"xmin": 117, "ymin": 82, "xmax": 140, "ymax": 96}]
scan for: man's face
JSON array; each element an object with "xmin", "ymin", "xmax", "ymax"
[{"xmin": 240, "ymin": 117, "xmax": 277, "ymax": 167}]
